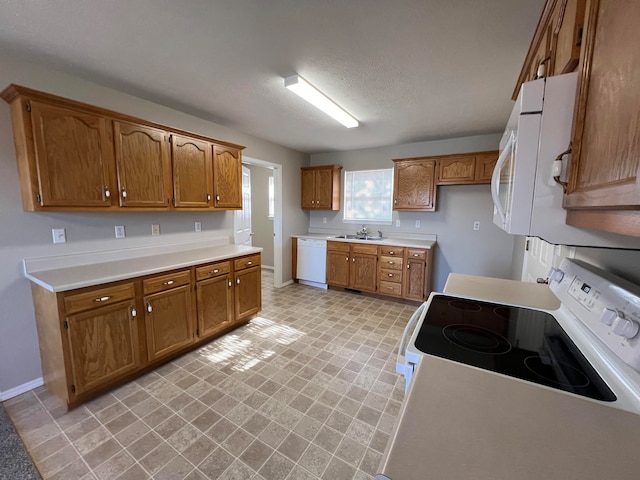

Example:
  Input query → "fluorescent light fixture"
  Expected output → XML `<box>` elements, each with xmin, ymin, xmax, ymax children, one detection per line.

<box><xmin>284</xmin><ymin>74</ymin><xmax>359</xmax><ymax>128</ymax></box>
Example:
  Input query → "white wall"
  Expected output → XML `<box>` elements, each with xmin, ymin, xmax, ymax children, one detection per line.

<box><xmin>310</xmin><ymin>135</ymin><xmax>516</xmax><ymax>291</ymax></box>
<box><xmin>248</xmin><ymin>165</ymin><xmax>275</xmax><ymax>267</ymax></box>
<box><xmin>0</xmin><ymin>52</ymin><xmax>309</xmax><ymax>395</ymax></box>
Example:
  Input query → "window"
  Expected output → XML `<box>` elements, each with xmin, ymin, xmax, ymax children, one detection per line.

<box><xmin>268</xmin><ymin>176</ymin><xmax>274</xmax><ymax>219</ymax></box>
<box><xmin>343</xmin><ymin>168</ymin><xmax>393</xmax><ymax>223</ymax></box>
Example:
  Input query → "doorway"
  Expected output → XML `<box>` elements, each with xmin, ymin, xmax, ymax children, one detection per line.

<box><xmin>235</xmin><ymin>156</ymin><xmax>284</xmax><ymax>288</ymax></box>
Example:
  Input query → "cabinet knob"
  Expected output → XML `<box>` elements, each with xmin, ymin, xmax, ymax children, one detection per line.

<box><xmin>388</xmin><ymin>261</ymin><xmax>394</xmax><ymax>265</ymax></box>
<box><xmin>147</xmin><ymin>304</ymin><xmax>153</xmax><ymax>313</ymax></box>
<box><xmin>94</xmin><ymin>295</ymin><xmax>111</xmax><ymax>303</ymax></box>
<box><xmin>216</xmin><ymin>194</ymin><xmax>220</xmax><ymax>201</ymax></box>
<box><xmin>162</xmin><ymin>280</ymin><xmax>175</xmax><ymax>286</ymax></box>
<box><xmin>389</xmin><ymin>251</ymin><xmax>394</xmax><ymax>255</ymax></box>
<box><xmin>413</xmin><ymin>253</ymin><xmax>419</xmax><ymax>257</ymax></box>
<box><xmin>247</xmin><ymin>261</ymin><xmax>252</xmax><ymax>265</ymax></box>
<box><xmin>236</xmin><ymin>278</ymin><xmax>240</xmax><ymax>284</ymax></box>
<box><xmin>388</xmin><ymin>273</ymin><xmax>394</xmax><ymax>277</ymax></box>
<box><xmin>121</xmin><ymin>188</ymin><xmax>127</xmax><ymax>198</ymax></box>
<box><xmin>228</xmin><ymin>280</ymin><xmax>232</xmax><ymax>287</ymax></box>
<box><xmin>131</xmin><ymin>307</ymin><xmax>137</xmax><ymax>317</ymax></box>
<box><xmin>346</xmin><ymin>257</ymin><xmax>349</xmax><ymax>262</ymax></box>
<box><xmin>207</xmin><ymin>194</ymin><xmax>211</xmax><ymax>201</ymax></box>
<box><xmin>213</xmin><ymin>269</ymin><xmax>219</xmax><ymax>274</ymax></box>
<box><xmin>352</xmin><ymin>258</ymin><xmax>355</xmax><ymax>262</ymax></box>
<box><xmin>104</xmin><ymin>187</ymin><xmax>111</xmax><ymax>198</ymax></box>
<box><xmin>407</xmin><ymin>264</ymin><xmax>410</xmax><ymax>269</ymax></box>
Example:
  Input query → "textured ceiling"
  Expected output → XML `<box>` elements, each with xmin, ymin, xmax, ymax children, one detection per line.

<box><xmin>0</xmin><ymin>0</ymin><xmax>545</xmax><ymax>154</ymax></box>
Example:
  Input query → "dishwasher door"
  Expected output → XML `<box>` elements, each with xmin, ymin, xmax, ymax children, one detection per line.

<box><xmin>296</xmin><ymin>238</ymin><xmax>327</xmax><ymax>288</ymax></box>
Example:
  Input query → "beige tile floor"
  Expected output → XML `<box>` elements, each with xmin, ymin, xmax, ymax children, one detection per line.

<box><xmin>4</xmin><ymin>271</ymin><xmax>414</xmax><ymax>479</ymax></box>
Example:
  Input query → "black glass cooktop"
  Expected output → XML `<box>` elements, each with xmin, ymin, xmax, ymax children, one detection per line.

<box><xmin>415</xmin><ymin>295</ymin><xmax>616</xmax><ymax>401</ymax></box>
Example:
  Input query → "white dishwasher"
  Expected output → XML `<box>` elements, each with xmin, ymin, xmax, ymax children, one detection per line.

<box><xmin>296</xmin><ymin>238</ymin><xmax>328</xmax><ymax>289</ymax></box>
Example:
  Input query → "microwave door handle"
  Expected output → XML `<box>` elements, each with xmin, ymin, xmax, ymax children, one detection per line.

<box><xmin>396</xmin><ymin>302</ymin><xmax>427</xmax><ymax>376</ymax></box>
<box><xmin>491</xmin><ymin>133</ymin><xmax>514</xmax><ymax>226</ymax></box>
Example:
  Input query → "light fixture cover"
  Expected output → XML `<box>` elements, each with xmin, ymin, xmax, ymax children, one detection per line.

<box><xmin>284</xmin><ymin>74</ymin><xmax>359</xmax><ymax>128</ymax></box>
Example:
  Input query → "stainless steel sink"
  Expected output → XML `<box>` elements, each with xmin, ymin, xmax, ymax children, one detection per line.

<box><xmin>333</xmin><ymin>234</ymin><xmax>386</xmax><ymax>241</ymax></box>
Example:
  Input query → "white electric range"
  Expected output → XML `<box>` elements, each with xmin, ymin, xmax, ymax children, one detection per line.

<box><xmin>377</xmin><ymin>258</ymin><xmax>640</xmax><ymax>480</ymax></box>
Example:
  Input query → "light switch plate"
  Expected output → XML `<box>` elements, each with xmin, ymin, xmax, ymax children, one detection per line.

<box><xmin>195</xmin><ymin>221</ymin><xmax>202</xmax><ymax>232</ymax></box>
<box><xmin>115</xmin><ymin>225</ymin><xmax>125</xmax><ymax>239</ymax></box>
<box><xmin>52</xmin><ymin>228</ymin><xmax>66</xmax><ymax>244</ymax></box>
<box><xmin>151</xmin><ymin>224</ymin><xmax>160</xmax><ymax>236</ymax></box>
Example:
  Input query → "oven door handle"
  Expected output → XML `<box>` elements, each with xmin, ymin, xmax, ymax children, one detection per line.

<box><xmin>396</xmin><ymin>302</ymin><xmax>427</xmax><ymax>376</ymax></box>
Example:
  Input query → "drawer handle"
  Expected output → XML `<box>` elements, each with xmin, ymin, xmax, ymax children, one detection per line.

<box><xmin>247</xmin><ymin>261</ymin><xmax>252</xmax><ymax>265</ymax></box>
<box><xmin>389</xmin><ymin>251</ymin><xmax>394</xmax><ymax>255</ymax></box>
<box><xmin>212</xmin><ymin>269</ymin><xmax>219</xmax><ymax>274</ymax></box>
<box><xmin>131</xmin><ymin>307</ymin><xmax>137</xmax><ymax>317</ymax></box>
<box><xmin>94</xmin><ymin>296</ymin><xmax>111</xmax><ymax>302</ymax></box>
<box><xmin>388</xmin><ymin>273</ymin><xmax>394</xmax><ymax>277</ymax></box>
<box><xmin>413</xmin><ymin>253</ymin><xmax>420</xmax><ymax>257</ymax></box>
<box><xmin>388</xmin><ymin>261</ymin><xmax>394</xmax><ymax>265</ymax></box>
<box><xmin>147</xmin><ymin>304</ymin><xmax>153</xmax><ymax>313</ymax></box>
<box><xmin>162</xmin><ymin>280</ymin><xmax>175</xmax><ymax>286</ymax></box>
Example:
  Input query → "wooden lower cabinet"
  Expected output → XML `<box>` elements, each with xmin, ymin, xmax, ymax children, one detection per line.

<box><xmin>327</xmin><ymin>242</ymin><xmax>377</xmax><ymax>292</ymax></box>
<box><xmin>327</xmin><ymin>242</ymin><xmax>350</xmax><ymax>287</ymax></box>
<box><xmin>66</xmin><ymin>299</ymin><xmax>140</xmax><ymax>396</ymax></box>
<box><xmin>196</xmin><ymin>263</ymin><xmax>234</xmax><ymax>339</ymax></box>
<box><xmin>144</xmin><ymin>284</ymin><xmax>193</xmax><ymax>361</ymax></box>
<box><xmin>29</xmin><ymin>252</ymin><xmax>261</xmax><ymax>410</ymax></box>
<box><xmin>403</xmin><ymin>248</ymin><xmax>432</xmax><ymax>302</ymax></box>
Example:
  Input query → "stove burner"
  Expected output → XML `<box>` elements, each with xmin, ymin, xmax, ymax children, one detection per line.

<box><xmin>493</xmin><ymin>307</ymin><xmax>512</xmax><ymax>320</ymax></box>
<box><xmin>447</xmin><ymin>300</ymin><xmax>482</xmax><ymax>312</ymax></box>
<box><xmin>442</xmin><ymin>324</ymin><xmax>512</xmax><ymax>355</ymax></box>
<box><xmin>524</xmin><ymin>356</ymin><xmax>591</xmax><ymax>388</ymax></box>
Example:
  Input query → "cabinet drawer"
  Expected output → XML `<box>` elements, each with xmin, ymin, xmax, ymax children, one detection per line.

<box><xmin>64</xmin><ymin>283</ymin><xmax>135</xmax><ymax>315</ymax></box>
<box><xmin>380</xmin><ymin>246</ymin><xmax>404</xmax><ymax>257</ymax></box>
<box><xmin>327</xmin><ymin>241</ymin><xmax>350</xmax><ymax>252</ymax></box>
<box><xmin>234</xmin><ymin>254</ymin><xmax>261</xmax><ymax>271</ymax></box>
<box><xmin>380</xmin><ymin>256</ymin><xmax>403</xmax><ymax>270</ymax></box>
<box><xmin>196</xmin><ymin>261</ymin><xmax>231</xmax><ymax>281</ymax></box>
<box><xmin>143</xmin><ymin>270</ymin><xmax>191</xmax><ymax>295</ymax></box>
<box><xmin>379</xmin><ymin>268</ymin><xmax>402</xmax><ymax>283</ymax></box>
<box><xmin>351</xmin><ymin>244</ymin><xmax>378</xmax><ymax>255</ymax></box>
<box><xmin>406</xmin><ymin>249</ymin><xmax>427</xmax><ymax>260</ymax></box>
<box><xmin>379</xmin><ymin>281</ymin><xmax>402</xmax><ymax>297</ymax></box>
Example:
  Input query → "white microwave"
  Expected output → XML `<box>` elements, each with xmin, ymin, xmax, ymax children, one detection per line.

<box><xmin>491</xmin><ymin>73</ymin><xmax>640</xmax><ymax>249</ymax></box>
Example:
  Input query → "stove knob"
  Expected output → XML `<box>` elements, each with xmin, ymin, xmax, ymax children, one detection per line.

<box><xmin>600</xmin><ymin>308</ymin><xmax>621</xmax><ymax>326</ymax></box>
<box><xmin>549</xmin><ymin>268</ymin><xmax>564</xmax><ymax>283</ymax></box>
<box><xmin>612</xmin><ymin>315</ymin><xmax>640</xmax><ymax>339</ymax></box>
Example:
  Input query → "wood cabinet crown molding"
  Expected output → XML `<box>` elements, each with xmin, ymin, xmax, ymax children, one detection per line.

<box><xmin>1</xmin><ymin>84</ymin><xmax>245</xmax><ymax>212</ymax></box>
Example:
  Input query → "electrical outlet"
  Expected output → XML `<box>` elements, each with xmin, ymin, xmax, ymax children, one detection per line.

<box><xmin>52</xmin><ymin>228</ymin><xmax>66</xmax><ymax>244</ymax></box>
<box><xmin>195</xmin><ymin>221</ymin><xmax>202</xmax><ymax>232</ymax></box>
<box><xmin>395</xmin><ymin>220</ymin><xmax>401</xmax><ymax>227</ymax></box>
<box><xmin>151</xmin><ymin>224</ymin><xmax>160</xmax><ymax>236</ymax></box>
<box><xmin>115</xmin><ymin>225</ymin><xmax>125</xmax><ymax>239</ymax></box>
<box><xmin>415</xmin><ymin>220</ymin><xmax>421</xmax><ymax>229</ymax></box>
<box><xmin>473</xmin><ymin>221</ymin><xmax>480</xmax><ymax>231</ymax></box>
<box><xmin>322</xmin><ymin>217</ymin><xmax>327</xmax><ymax>224</ymax></box>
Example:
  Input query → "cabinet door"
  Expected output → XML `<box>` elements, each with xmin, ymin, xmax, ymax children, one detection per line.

<box><xmin>172</xmin><ymin>134</ymin><xmax>212</xmax><ymax>208</ymax></box>
<box><xmin>565</xmin><ymin>0</ymin><xmax>640</xmax><ymax>212</ymax></box>
<box><xmin>301</xmin><ymin>169</ymin><xmax>316</xmax><ymax>209</ymax></box>
<box><xmin>315</xmin><ymin>167</ymin><xmax>335</xmax><ymax>209</ymax></box>
<box><xmin>29</xmin><ymin>101</ymin><xmax>113</xmax><ymax>207</ymax></box>
<box><xmin>475</xmin><ymin>154</ymin><xmax>498</xmax><ymax>183</ymax></box>
<box><xmin>552</xmin><ymin>0</ymin><xmax>586</xmax><ymax>75</ymax></box>
<box><xmin>234</xmin><ymin>265</ymin><xmax>261</xmax><ymax>320</ymax></box>
<box><xmin>197</xmin><ymin>274</ymin><xmax>234</xmax><ymax>338</ymax></box>
<box><xmin>327</xmin><ymin>249</ymin><xmax>350</xmax><ymax>287</ymax></box>
<box><xmin>393</xmin><ymin>159</ymin><xmax>436</xmax><ymax>211</ymax></box>
<box><xmin>144</xmin><ymin>285</ymin><xmax>193</xmax><ymax>361</ymax></box>
<box><xmin>66</xmin><ymin>300</ymin><xmax>139</xmax><ymax>396</ymax></box>
<box><xmin>114</xmin><ymin>122</ymin><xmax>171</xmax><ymax>208</ymax></box>
<box><xmin>403</xmin><ymin>258</ymin><xmax>427</xmax><ymax>301</ymax></box>
<box><xmin>436</xmin><ymin>156</ymin><xmax>475</xmax><ymax>185</ymax></box>
<box><xmin>213</xmin><ymin>145</ymin><xmax>242</xmax><ymax>209</ymax></box>
<box><xmin>350</xmin><ymin>253</ymin><xmax>377</xmax><ymax>292</ymax></box>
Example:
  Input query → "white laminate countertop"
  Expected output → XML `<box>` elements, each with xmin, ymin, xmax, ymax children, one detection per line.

<box><xmin>378</xmin><ymin>273</ymin><xmax>640</xmax><ymax>480</ymax></box>
<box><xmin>292</xmin><ymin>233</ymin><xmax>436</xmax><ymax>249</ymax></box>
<box><xmin>24</xmin><ymin>242</ymin><xmax>262</xmax><ymax>292</ymax></box>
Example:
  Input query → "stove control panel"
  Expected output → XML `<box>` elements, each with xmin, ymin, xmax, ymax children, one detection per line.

<box><xmin>550</xmin><ymin>259</ymin><xmax>640</xmax><ymax>372</ymax></box>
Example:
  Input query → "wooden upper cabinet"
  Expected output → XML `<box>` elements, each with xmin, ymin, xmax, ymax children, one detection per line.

<box><xmin>512</xmin><ymin>0</ymin><xmax>586</xmax><ymax>99</ymax></box>
<box><xmin>475</xmin><ymin>153</ymin><xmax>499</xmax><ymax>183</ymax></box>
<box><xmin>563</xmin><ymin>0</ymin><xmax>640</xmax><ymax>237</ymax></box>
<box><xmin>171</xmin><ymin>134</ymin><xmax>212</xmax><ymax>208</ymax></box>
<box><xmin>437</xmin><ymin>156</ymin><xmax>476</xmax><ymax>185</ymax></box>
<box><xmin>1</xmin><ymin>85</ymin><xmax>245</xmax><ymax>212</ymax></box>
<box><xmin>27</xmin><ymin>101</ymin><xmax>114</xmax><ymax>208</ymax></box>
<box><xmin>301</xmin><ymin>165</ymin><xmax>342</xmax><ymax>210</ymax></box>
<box><xmin>114</xmin><ymin>121</ymin><xmax>171</xmax><ymax>208</ymax></box>
<box><xmin>213</xmin><ymin>145</ymin><xmax>242</xmax><ymax>209</ymax></box>
<box><xmin>393</xmin><ymin>158</ymin><xmax>436</xmax><ymax>211</ymax></box>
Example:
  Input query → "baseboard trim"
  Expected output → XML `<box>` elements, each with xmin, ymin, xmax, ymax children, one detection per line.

<box><xmin>278</xmin><ymin>279</ymin><xmax>294</xmax><ymax>287</ymax></box>
<box><xmin>0</xmin><ymin>377</ymin><xmax>44</xmax><ymax>401</ymax></box>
